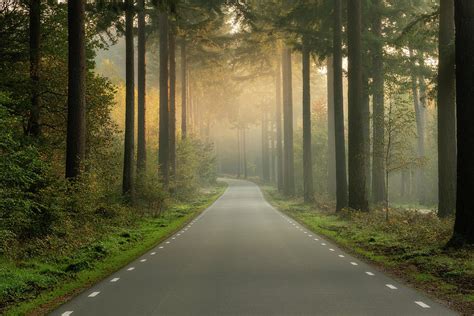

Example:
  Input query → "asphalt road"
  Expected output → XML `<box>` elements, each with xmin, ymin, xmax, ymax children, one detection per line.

<box><xmin>52</xmin><ymin>179</ymin><xmax>456</xmax><ymax>316</ymax></box>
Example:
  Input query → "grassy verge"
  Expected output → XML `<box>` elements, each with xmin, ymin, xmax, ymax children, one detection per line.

<box><xmin>262</xmin><ymin>186</ymin><xmax>474</xmax><ymax>315</ymax></box>
<box><xmin>1</xmin><ymin>184</ymin><xmax>227</xmax><ymax>316</ymax></box>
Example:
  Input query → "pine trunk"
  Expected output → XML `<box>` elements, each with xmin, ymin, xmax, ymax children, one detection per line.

<box><xmin>282</xmin><ymin>47</ymin><xmax>295</xmax><ymax>195</ymax></box>
<box><xmin>169</xmin><ymin>30</ymin><xmax>177</xmax><ymax>179</ymax></box>
<box><xmin>137</xmin><ymin>0</ymin><xmax>146</xmax><ymax>173</ymax></box>
<box><xmin>262</xmin><ymin>112</ymin><xmax>270</xmax><ymax>182</ymax></box>
<box><xmin>302</xmin><ymin>42</ymin><xmax>314</xmax><ymax>202</ymax></box>
<box><xmin>65</xmin><ymin>0</ymin><xmax>86</xmax><ymax>179</ymax></box>
<box><xmin>327</xmin><ymin>56</ymin><xmax>336</xmax><ymax>197</ymax></box>
<box><xmin>181</xmin><ymin>40</ymin><xmax>187</xmax><ymax>140</ymax></box>
<box><xmin>275</xmin><ymin>59</ymin><xmax>284</xmax><ymax>192</ymax></box>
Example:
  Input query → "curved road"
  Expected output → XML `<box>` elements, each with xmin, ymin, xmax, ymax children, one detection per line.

<box><xmin>52</xmin><ymin>179</ymin><xmax>455</xmax><ymax>316</ymax></box>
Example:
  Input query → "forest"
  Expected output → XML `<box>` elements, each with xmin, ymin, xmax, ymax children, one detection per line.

<box><xmin>0</xmin><ymin>0</ymin><xmax>473</xmax><ymax>315</ymax></box>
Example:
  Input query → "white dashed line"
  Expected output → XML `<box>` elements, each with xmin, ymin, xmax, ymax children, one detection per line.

<box><xmin>159</xmin><ymin>246</ymin><xmax>164</xmax><ymax>249</ymax></box>
<box><xmin>151</xmin><ymin>252</ymin><xmax>156</xmax><ymax>255</ymax></box>
<box><xmin>329</xmin><ymin>248</ymin><xmax>335</xmax><ymax>252</ymax></box>
<box><xmin>127</xmin><ymin>267</ymin><xmax>135</xmax><ymax>271</ymax></box>
<box><xmin>415</xmin><ymin>301</ymin><xmax>430</xmax><ymax>308</ymax></box>
<box><xmin>385</xmin><ymin>284</ymin><xmax>397</xmax><ymax>290</ymax></box>
<box><xmin>314</xmin><ymin>238</ymin><xmax>319</xmax><ymax>241</ymax></box>
<box><xmin>172</xmin><ymin>237</ymin><xmax>176</xmax><ymax>240</ymax></box>
<box><xmin>88</xmin><ymin>291</ymin><xmax>100</xmax><ymax>297</ymax></box>
<box><xmin>338</xmin><ymin>255</ymin><xmax>345</xmax><ymax>258</ymax></box>
<box><xmin>166</xmin><ymin>241</ymin><xmax>171</xmax><ymax>244</ymax></box>
<box><xmin>140</xmin><ymin>259</ymin><xmax>147</xmax><ymax>262</ymax></box>
<box><xmin>321</xmin><ymin>243</ymin><xmax>326</xmax><ymax>246</ymax></box>
<box><xmin>177</xmin><ymin>234</ymin><xmax>181</xmax><ymax>236</ymax></box>
<box><xmin>365</xmin><ymin>272</ymin><xmax>374</xmax><ymax>276</ymax></box>
<box><xmin>110</xmin><ymin>278</ymin><xmax>120</xmax><ymax>282</ymax></box>
<box><xmin>350</xmin><ymin>262</ymin><xmax>358</xmax><ymax>266</ymax></box>
<box><xmin>62</xmin><ymin>312</ymin><xmax>73</xmax><ymax>316</ymax></box>
<box><xmin>308</xmin><ymin>235</ymin><xmax>313</xmax><ymax>237</ymax></box>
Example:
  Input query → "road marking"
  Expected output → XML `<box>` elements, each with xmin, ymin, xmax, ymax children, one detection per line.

<box><xmin>314</xmin><ymin>238</ymin><xmax>319</xmax><ymax>241</ymax></box>
<box><xmin>140</xmin><ymin>259</ymin><xmax>147</xmax><ymax>262</ymax></box>
<box><xmin>177</xmin><ymin>234</ymin><xmax>181</xmax><ymax>236</ymax></box>
<box><xmin>338</xmin><ymin>255</ymin><xmax>345</xmax><ymax>258</ymax></box>
<box><xmin>350</xmin><ymin>262</ymin><xmax>358</xmax><ymax>266</ymax></box>
<box><xmin>365</xmin><ymin>272</ymin><xmax>374</xmax><ymax>276</ymax></box>
<box><xmin>127</xmin><ymin>267</ymin><xmax>135</xmax><ymax>271</ymax></box>
<box><xmin>159</xmin><ymin>246</ymin><xmax>164</xmax><ymax>249</ymax></box>
<box><xmin>172</xmin><ymin>237</ymin><xmax>176</xmax><ymax>240</ymax></box>
<box><xmin>110</xmin><ymin>278</ymin><xmax>120</xmax><ymax>282</ymax></box>
<box><xmin>321</xmin><ymin>243</ymin><xmax>326</xmax><ymax>246</ymax></box>
<box><xmin>151</xmin><ymin>252</ymin><xmax>156</xmax><ymax>255</ymax></box>
<box><xmin>166</xmin><ymin>241</ymin><xmax>171</xmax><ymax>244</ymax></box>
<box><xmin>415</xmin><ymin>301</ymin><xmax>430</xmax><ymax>308</ymax></box>
<box><xmin>88</xmin><ymin>291</ymin><xmax>100</xmax><ymax>297</ymax></box>
<box><xmin>386</xmin><ymin>284</ymin><xmax>397</xmax><ymax>290</ymax></box>
<box><xmin>329</xmin><ymin>248</ymin><xmax>335</xmax><ymax>251</ymax></box>
<box><xmin>62</xmin><ymin>312</ymin><xmax>73</xmax><ymax>316</ymax></box>
<box><xmin>303</xmin><ymin>231</ymin><xmax>307</xmax><ymax>234</ymax></box>
<box><xmin>308</xmin><ymin>235</ymin><xmax>313</xmax><ymax>237</ymax></box>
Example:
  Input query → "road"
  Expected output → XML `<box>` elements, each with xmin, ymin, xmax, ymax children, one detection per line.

<box><xmin>52</xmin><ymin>179</ymin><xmax>455</xmax><ymax>316</ymax></box>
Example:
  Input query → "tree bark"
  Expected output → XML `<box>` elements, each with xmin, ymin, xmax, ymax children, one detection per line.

<box><xmin>180</xmin><ymin>40</ymin><xmax>187</xmax><ymax>140</ymax></box>
<box><xmin>237</xmin><ymin>128</ymin><xmax>241</xmax><ymax>178</ymax></box>
<box><xmin>169</xmin><ymin>30</ymin><xmax>177</xmax><ymax>179</ymax></box>
<box><xmin>275</xmin><ymin>59</ymin><xmax>284</xmax><ymax>192</ymax></box>
<box><xmin>137</xmin><ymin>0</ymin><xmax>146</xmax><ymax>174</ymax></box>
<box><xmin>333</xmin><ymin>0</ymin><xmax>348</xmax><ymax>211</ymax></box>
<box><xmin>371</xmin><ymin>0</ymin><xmax>386</xmax><ymax>204</ymax></box>
<box><xmin>451</xmin><ymin>0</ymin><xmax>474</xmax><ymax>245</ymax></box>
<box><xmin>243</xmin><ymin>128</ymin><xmax>248</xmax><ymax>179</ymax></box>
<box><xmin>282</xmin><ymin>47</ymin><xmax>295</xmax><ymax>196</ymax></box>
<box><xmin>122</xmin><ymin>0</ymin><xmax>135</xmax><ymax>197</ymax></box>
<box><xmin>347</xmin><ymin>0</ymin><xmax>368</xmax><ymax>211</ymax></box>
<box><xmin>28</xmin><ymin>0</ymin><xmax>41</xmax><ymax>137</ymax></box>
<box><xmin>262</xmin><ymin>112</ymin><xmax>270</xmax><ymax>182</ymax></box>
<box><xmin>438</xmin><ymin>0</ymin><xmax>456</xmax><ymax>218</ymax></box>
<box><xmin>327</xmin><ymin>56</ymin><xmax>336</xmax><ymax>197</ymax></box>
<box><xmin>302</xmin><ymin>41</ymin><xmax>314</xmax><ymax>202</ymax></box>
<box><xmin>65</xmin><ymin>0</ymin><xmax>86</xmax><ymax>179</ymax></box>
<box><xmin>159</xmin><ymin>10</ymin><xmax>170</xmax><ymax>186</ymax></box>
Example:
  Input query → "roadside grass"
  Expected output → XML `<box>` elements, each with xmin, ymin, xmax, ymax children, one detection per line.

<box><xmin>262</xmin><ymin>186</ymin><xmax>474</xmax><ymax>315</ymax></box>
<box><xmin>1</xmin><ymin>184</ymin><xmax>227</xmax><ymax>316</ymax></box>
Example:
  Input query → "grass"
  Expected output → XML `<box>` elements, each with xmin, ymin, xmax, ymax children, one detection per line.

<box><xmin>262</xmin><ymin>186</ymin><xmax>474</xmax><ymax>315</ymax></box>
<box><xmin>1</xmin><ymin>184</ymin><xmax>227</xmax><ymax>316</ymax></box>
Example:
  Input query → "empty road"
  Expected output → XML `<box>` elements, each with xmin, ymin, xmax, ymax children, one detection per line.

<box><xmin>52</xmin><ymin>179</ymin><xmax>455</xmax><ymax>316</ymax></box>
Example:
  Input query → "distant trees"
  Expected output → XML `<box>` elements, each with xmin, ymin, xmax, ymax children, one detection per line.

<box><xmin>27</xmin><ymin>0</ymin><xmax>41</xmax><ymax>137</ymax></box>
<box><xmin>452</xmin><ymin>0</ymin><xmax>474</xmax><ymax>245</ymax></box>
<box><xmin>65</xmin><ymin>0</ymin><xmax>86</xmax><ymax>179</ymax></box>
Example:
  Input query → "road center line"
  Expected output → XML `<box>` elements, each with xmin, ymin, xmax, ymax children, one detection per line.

<box><xmin>414</xmin><ymin>301</ymin><xmax>430</xmax><ymax>308</ymax></box>
<box><xmin>140</xmin><ymin>259</ymin><xmax>147</xmax><ymax>262</ymax></box>
<box><xmin>159</xmin><ymin>246</ymin><xmax>164</xmax><ymax>249</ymax></box>
<box><xmin>321</xmin><ymin>243</ymin><xmax>326</xmax><ymax>246</ymax></box>
<box><xmin>385</xmin><ymin>284</ymin><xmax>397</xmax><ymax>290</ymax></box>
<box><xmin>338</xmin><ymin>254</ymin><xmax>345</xmax><ymax>258</ymax></box>
<box><xmin>329</xmin><ymin>248</ymin><xmax>335</xmax><ymax>251</ymax></box>
<box><xmin>365</xmin><ymin>272</ymin><xmax>374</xmax><ymax>276</ymax></box>
<box><xmin>350</xmin><ymin>262</ymin><xmax>358</xmax><ymax>266</ymax></box>
<box><xmin>151</xmin><ymin>252</ymin><xmax>156</xmax><ymax>255</ymax></box>
<box><xmin>110</xmin><ymin>278</ymin><xmax>120</xmax><ymax>282</ymax></box>
<box><xmin>127</xmin><ymin>267</ymin><xmax>135</xmax><ymax>271</ymax></box>
<box><xmin>88</xmin><ymin>291</ymin><xmax>100</xmax><ymax>297</ymax></box>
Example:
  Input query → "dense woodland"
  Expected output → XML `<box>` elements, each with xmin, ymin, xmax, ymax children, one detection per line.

<box><xmin>1</xmin><ymin>0</ymin><xmax>474</xmax><ymax>313</ymax></box>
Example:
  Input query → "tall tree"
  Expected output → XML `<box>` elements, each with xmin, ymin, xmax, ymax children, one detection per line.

<box><xmin>169</xmin><ymin>30</ymin><xmax>177</xmax><ymax>178</ymax></box>
<box><xmin>371</xmin><ymin>0</ymin><xmax>386</xmax><ymax>204</ymax></box>
<box><xmin>262</xmin><ymin>111</ymin><xmax>270</xmax><ymax>182</ymax></box>
<box><xmin>302</xmin><ymin>39</ymin><xmax>314</xmax><ymax>202</ymax></box>
<box><xmin>451</xmin><ymin>0</ymin><xmax>474</xmax><ymax>245</ymax></box>
<box><xmin>327</xmin><ymin>56</ymin><xmax>336</xmax><ymax>197</ymax></box>
<box><xmin>122</xmin><ymin>0</ymin><xmax>135</xmax><ymax>196</ymax></box>
<box><xmin>137</xmin><ymin>0</ymin><xmax>147</xmax><ymax>173</ymax></box>
<box><xmin>159</xmin><ymin>10</ymin><xmax>170</xmax><ymax>186</ymax></box>
<box><xmin>437</xmin><ymin>0</ymin><xmax>456</xmax><ymax>218</ymax></box>
<box><xmin>242</xmin><ymin>128</ymin><xmax>248</xmax><ymax>179</ymax></box>
<box><xmin>275</xmin><ymin>59</ymin><xmax>284</xmax><ymax>192</ymax></box>
<box><xmin>27</xmin><ymin>0</ymin><xmax>41</xmax><ymax>137</ymax></box>
<box><xmin>282</xmin><ymin>47</ymin><xmax>295</xmax><ymax>195</ymax></box>
<box><xmin>347</xmin><ymin>0</ymin><xmax>368</xmax><ymax>211</ymax></box>
<box><xmin>65</xmin><ymin>0</ymin><xmax>86</xmax><ymax>179</ymax></box>
<box><xmin>333</xmin><ymin>0</ymin><xmax>348</xmax><ymax>211</ymax></box>
<box><xmin>181</xmin><ymin>40</ymin><xmax>187</xmax><ymax>140</ymax></box>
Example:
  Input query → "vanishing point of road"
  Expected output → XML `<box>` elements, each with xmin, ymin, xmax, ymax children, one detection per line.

<box><xmin>52</xmin><ymin>179</ymin><xmax>455</xmax><ymax>316</ymax></box>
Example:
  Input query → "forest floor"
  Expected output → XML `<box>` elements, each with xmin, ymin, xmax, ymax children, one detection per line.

<box><xmin>0</xmin><ymin>183</ymin><xmax>227</xmax><ymax>316</ymax></box>
<box><xmin>262</xmin><ymin>186</ymin><xmax>474</xmax><ymax>315</ymax></box>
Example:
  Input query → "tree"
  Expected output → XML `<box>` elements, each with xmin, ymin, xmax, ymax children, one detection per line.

<box><xmin>169</xmin><ymin>29</ymin><xmax>177</xmax><ymax>179</ymax></box>
<box><xmin>181</xmin><ymin>40</ymin><xmax>187</xmax><ymax>140</ymax></box>
<box><xmin>371</xmin><ymin>0</ymin><xmax>386</xmax><ymax>204</ymax></box>
<box><xmin>275</xmin><ymin>58</ymin><xmax>284</xmax><ymax>192</ymax></box>
<box><xmin>327</xmin><ymin>56</ymin><xmax>336</xmax><ymax>197</ymax></box>
<box><xmin>437</xmin><ymin>0</ymin><xmax>456</xmax><ymax>218</ymax></box>
<box><xmin>159</xmin><ymin>9</ymin><xmax>170</xmax><ymax>186</ymax></box>
<box><xmin>65</xmin><ymin>0</ymin><xmax>86</xmax><ymax>179</ymax></box>
<box><xmin>302</xmin><ymin>38</ymin><xmax>314</xmax><ymax>202</ymax></box>
<box><xmin>27</xmin><ymin>0</ymin><xmax>41</xmax><ymax>137</ymax></box>
<box><xmin>451</xmin><ymin>0</ymin><xmax>474</xmax><ymax>245</ymax></box>
<box><xmin>137</xmin><ymin>0</ymin><xmax>147</xmax><ymax>174</ymax></box>
<box><xmin>347</xmin><ymin>0</ymin><xmax>368</xmax><ymax>211</ymax></box>
<box><xmin>282</xmin><ymin>47</ymin><xmax>295</xmax><ymax>196</ymax></box>
<box><xmin>261</xmin><ymin>111</ymin><xmax>270</xmax><ymax>182</ymax></box>
<box><xmin>333</xmin><ymin>0</ymin><xmax>348</xmax><ymax>211</ymax></box>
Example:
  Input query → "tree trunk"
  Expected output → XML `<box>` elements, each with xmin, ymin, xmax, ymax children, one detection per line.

<box><xmin>237</xmin><ymin>128</ymin><xmax>241</xmax><ymax>178</ymax></box>
<box><xmin>122</xmin><ymin>0</ymin><xmax>135</xmax><ymax>197</ymax></box>
<box><xmin>65</xmin><ymin>0</ymin><xmax>86</xmax><ymax>179</ymax></box>
<box><xmin>275</xmin><ymin>59</ymin><xmax>284</xmax><ymax>192</ymax></box>
<box><xmin>282</xmin><ymin>47</ymin><xmax>295</xmax><ymax>195</ymax></box>
<box><xmin>438</xmin><ymin>0</ymin><xmax>456</xmax><ymax>218</ymax></box>
<box><xmin>262</xmin><ymin>112</ymin><xmax>270</xmax><ymax>182</ymax></box>
<box><xmin>243</xmin><ymin>128</ymin><xmax>247</xmax><ymax>179</ymax></box>
<box><xmin>327</xmin><ymin>56</ymin><xmax>336</xmax><ymax>197</ymax></box>
<box><xmin>333</xmin><ymin>0</ymin><xmax>348</xmax><ymax>211</ymax></box>
<box><xmin>137</xmin><ymin>0</ymin><xmax>146</xmax><ymax>174</ymax></box>
<box><xmin>181</xmin><ymin>40</ymin><xmax>187</xmax><ymax>140</ymax></box>
<box><xmin>347</xmin><ymin>0</ymin><xmax>368</xmax><ymax>211</ymax></box>
<box><xmin>451</xmin><ymin>0</ymin><xmax>474</xmax><ymax>245</ymax></box>
<box><xmin>28</xmin><ymin>0</ymin><xmax>41</xmax><ymax>137</ymax></box>
<box><xmin>302</xmin><ymin>41</ymin><xmax>314</xmax><ymax>202</ymax></box>
<box><xmin>371</xmin><ymin>0</ymin><xmax>385</xmax><ymax>204</ymax></box>
<box><xmin>158</xmin><ymin>11</ymin><xmax>170</xmax><ymax>186</ymax></box>
<box><xmin>269</xmin><ymin>119</ymin><xmax>275</xmax><ymax>183</ymax></box>
<box><xmin>169</xmin><ymin>30</ymin><xmax>177</xmax><ymax>179</ymax></box>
